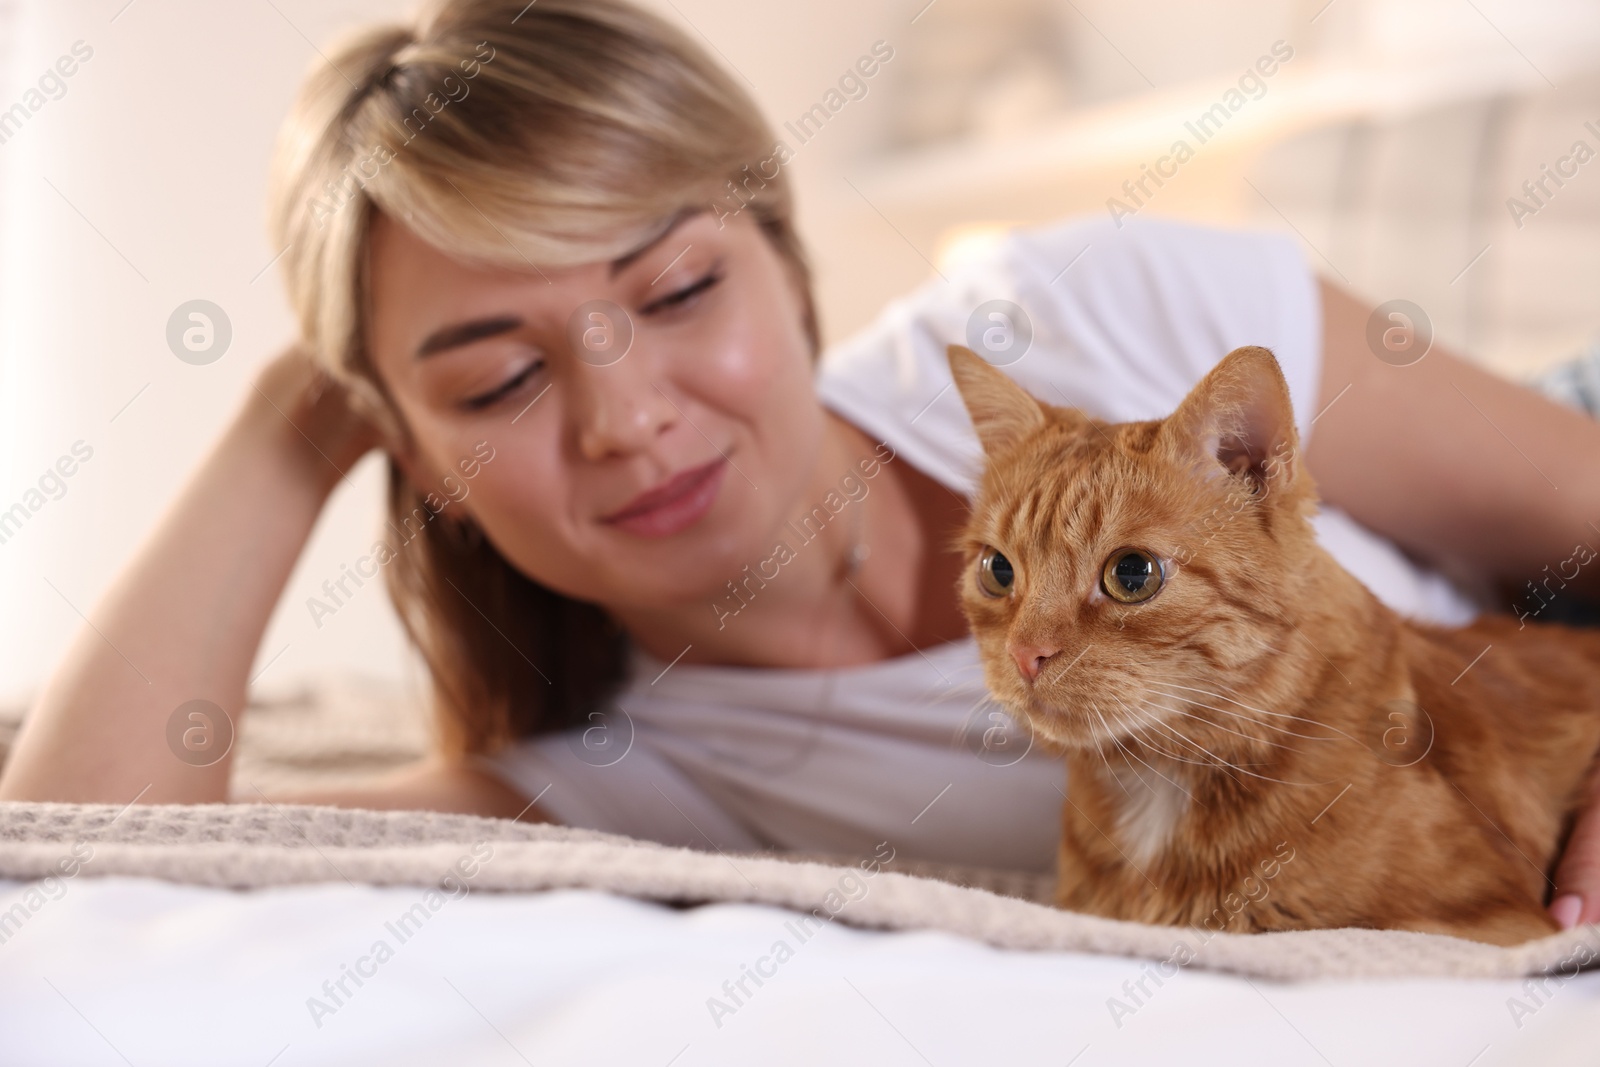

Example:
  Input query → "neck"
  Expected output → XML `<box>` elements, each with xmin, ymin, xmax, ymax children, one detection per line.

<box><xmin>614</xmin><ymin>411</ymin><xmax>948</xmax><ymax>669</ymax></box>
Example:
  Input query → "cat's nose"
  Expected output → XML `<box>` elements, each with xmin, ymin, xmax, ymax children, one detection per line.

<box><xmin>1009</xmin><ymin>640</ymin><xmax>1059</xmax><ymax>683</ymax></box>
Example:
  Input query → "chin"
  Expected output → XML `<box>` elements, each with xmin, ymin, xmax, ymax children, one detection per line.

<box><xmin>628</xmin><ymin>532</ymin><xmax>788</xmax><ymax>611</ymax></box>
<box><xmin>1000</xmin><ymin>676</ymin><xmax>1150</xmax><ymax>752</ymax></box>
<box><xmin>985</xmin><ymin>686</ymin><xmax>1095</xmax><ymax>752</ymax></box>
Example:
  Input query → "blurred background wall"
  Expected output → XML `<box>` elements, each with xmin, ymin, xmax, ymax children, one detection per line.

<box><xmin>1</xmin><ymin>0</ymin><xmax>1597</xmax><ymax>710</ymax></box>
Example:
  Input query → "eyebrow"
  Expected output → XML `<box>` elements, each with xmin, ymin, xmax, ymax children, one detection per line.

<box><xmin>414</xmin><ymin>207</ymin><xmax>706</xmax><ymax>360</ymax></box>
<box><xmin>415</xmin><ymin>314</ymin><xmax>524</xmax><ymax>359</ymax></box>
<box><xmin>607</xmin><ymin>206</ymin><xmax>703</xmax><ymax>279</ymax></box>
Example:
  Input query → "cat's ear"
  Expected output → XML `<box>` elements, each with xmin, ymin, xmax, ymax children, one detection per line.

<box><xmin>1162</xmin><ymin>346</ymin><xmax>1299</xmax><ymax>494</ymax></box>
<box><xmin>947</xmin><ymin>344</ymin><xmax>1047</xmax><ymax>455</ymax></box>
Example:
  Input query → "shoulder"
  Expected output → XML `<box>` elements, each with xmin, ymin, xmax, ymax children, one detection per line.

<box><xmin>815</xmin><ymin>214</ymin><xmax>1323</xmax><ymax>491</ymax></box>
<box><xmin>1004</xmin><ymin>211</ymin><xmax>1308</xmax><ymax>279</ymax></box>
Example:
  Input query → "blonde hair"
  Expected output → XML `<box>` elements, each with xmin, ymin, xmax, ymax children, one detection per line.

<box><xmin>266</xmin><ymin>0</ymin><xmax>817</xmax><ymax>755</ymax></box>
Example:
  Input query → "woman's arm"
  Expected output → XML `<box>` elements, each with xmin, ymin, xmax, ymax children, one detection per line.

<box><xmin>267</xmin><ymin>754</ymin><xmax>551</xmax><ymax>821</ymax></box>
<box><xmin>1306</xmin><ymin>278</ymin><xmax>1600</xmax><ymax>603</ymax></box>
<box><xmin>0</xmin><ymin>345</ymin><xmax>554</xmax><ymax>822</ymax></box>
<box><xmin>0</xmin><ymin>347</ymin><xmax>373</xmax><ymax>804</ymax></box>
<box><xmin>1305</xmin><ymin>279</ymin><xmax>1600</xmax><ymax>926</ymax></box>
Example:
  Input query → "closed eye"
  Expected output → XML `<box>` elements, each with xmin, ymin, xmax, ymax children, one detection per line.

<box><xmin>641</xmin><ymin>266</ymin><xmax>722</xmax><ymax>315</ymax></box>
<box><xmin>462</xmin><ymin>362</ymin><xmax>542</xmax><ymax>411</ymax></box>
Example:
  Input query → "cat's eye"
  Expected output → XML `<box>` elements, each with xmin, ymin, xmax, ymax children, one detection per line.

<box><xmin>976</xmin><ymin>547</ymin><xmax>1014</xmax><ymax>598</ymax></box>
<box><xmin>1102</xmin><ymin>547</ymin><xmax>1163</xmax><ymax>604</ymax></box>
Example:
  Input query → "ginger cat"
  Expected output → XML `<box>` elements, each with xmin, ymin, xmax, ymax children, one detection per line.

<box><xmin>947</xmin><ymin>342</ymin><xmax>1600</xmax><ymax>946</ymax></box>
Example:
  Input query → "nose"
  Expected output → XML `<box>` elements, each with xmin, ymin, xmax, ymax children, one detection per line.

<box><xmin>1009</xmin><ymin>639</ymin><xmax>1060</xmax><ymax>683</ymax></box>
<box><xmin>569</xmin><ymin>359</ymin><xmax>678</xmax><ymax>462</ymax></box>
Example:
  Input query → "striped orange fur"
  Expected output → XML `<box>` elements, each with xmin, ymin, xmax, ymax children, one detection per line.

<box><xmin>949</xmin><ymin>342</ymin><xmax>1600</xmax><ymax>946</ymax></box>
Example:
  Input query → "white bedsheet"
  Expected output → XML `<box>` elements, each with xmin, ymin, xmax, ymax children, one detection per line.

<box><xmin>0</xmin><ymin>876</ymin><xmax>1596</xmax><ymax>1065</ymax></box>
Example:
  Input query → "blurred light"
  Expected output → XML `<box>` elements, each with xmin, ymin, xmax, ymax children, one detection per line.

<box><xmin>934</xmin><ymin>221</ymin><xmax>1019</xmax><ymax>273</ymax></box>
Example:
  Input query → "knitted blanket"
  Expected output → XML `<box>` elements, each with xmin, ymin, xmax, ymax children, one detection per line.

<box><xmin>2</xmin><ymin>799</ymin><xmax>1596</xmax><ymax>983</ymax></box>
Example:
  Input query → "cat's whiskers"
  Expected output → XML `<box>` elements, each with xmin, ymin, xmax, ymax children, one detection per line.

<box><xmin>949</xmin><ymin>691</ymin><xmax>1011</xmax><ymax>749</ymax></box>
<box><xmin>1104</xmin><ymin>697</ymin><xmax>1210</xmax><ymax>774</ymax></box>
<box><xmin>1132</xmin><ymin>717</ymin><xmax>1250</xmax><ymax>787</ymax></box>
<box><xmin>1132</xmin><ymin>687</ymin><xmax>1344</xmax><ymax>748</ymax></box>
<box><xmin>1110</xmin><ymin>695</ymin><xmax>1219</xmax><ymax>768</ymax></box>
<box><xmin>1147</xmin><ymin>698</ymin><xmax>1333</xmax><ymax>746</ymax></box>
<box><xmin>1127</xmin><ymin>696</ymin><xmax>1267</xmax><ymax>766</ymax></box>
<box><xmin>1097</xmin><ymin>700</ymin><xmax>1203</xmax><ymax>807</ymax></box>
<box><xmin>1143</xmin><ymin>679</ymin><xmax>1356</xmax><ymax>744</ymax></box>
<box><xmin>1129</xmin><ymin>695</ymin><xmax>1336</xmax><ymax>788</ymax></box>
<box><xmin>1139</xmin><ymin>710</ymin><xmax>1287</xmax><ymax>784</ymax></box>
<box><xmin>1139</xmin><ymin>697</ymin><xmax>1299</xmax><ymax>755</ymax></box>
<box><xmin>1201</xmin><ymin>679</ymin><xmax>1353</xmax><ymax>737</ymax></box>
<box><xmin>956</xmin><ymin>690</ymin><xmax>1002</xmax><ymax>721</ymax></box>
<box><xmin>942</xmin><ymin>662</ymin><xmax>990</xmax><ymax>680</ymax></box>
<box><xmin>908</xmin><ymin>668</ymin><xmax>987</xmax><ymax>715</ymax></box>
<box><xmin>1089</xmin><ymin>702</ymin><xmax>1140</xmax><ymax>800</ymax></box>
<box><xmin>1113</xmin><ymin>700</ymin><xmax>1266</xmax><ymax>803</ymax></box>
<box><xmin>1097</xmin><ymin>700</ymin><xmax>1200</xmax><ymax>865</ymax></box>
<box><xmin>1124</xmin><ymin>716</ymin><xmax>1226</xmax><ymax>771</ymax></box>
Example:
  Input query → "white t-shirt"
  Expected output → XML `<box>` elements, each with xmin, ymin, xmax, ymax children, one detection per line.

<box><xmin>479</xmin><ymin>214</ymin><xmax>1481</xmax><ymax>874</ymax></box>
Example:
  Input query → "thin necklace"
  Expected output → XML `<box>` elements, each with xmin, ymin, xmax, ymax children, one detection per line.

<box><xmin>817</xmin><ymin>488</ymin><xmax>868</xmax><ymax>703</ymax></box>
<box><xmin>703</xmin><ymin>485</ymin><xmax>867</xmax><ymax>776</ymax></box>
<box><xmin>842</xmin><ymin>489</ymin><xmax>870</xmax><ymax>580</ymax></box>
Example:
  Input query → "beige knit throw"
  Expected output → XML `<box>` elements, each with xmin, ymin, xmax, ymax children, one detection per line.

<box><xmin>1</xmin><ymin>799</ymin><xmax>1596</xmax><ymax>982</ymax></box>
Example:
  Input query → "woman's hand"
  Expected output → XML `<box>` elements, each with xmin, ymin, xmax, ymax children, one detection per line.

<box><xmin>0</xmin><ymin>340</ymin><xmax>387</xmax><ymax>805</ymax></box>
<box><xmin>248</xmin><ymin>342</ymin><xmax>385</xmax><ymax>488</ymax></box>
<box><xmin>1550</xmin><ymin>760</ymin><xmax>1600</xmax><ymax>928</ymax></box>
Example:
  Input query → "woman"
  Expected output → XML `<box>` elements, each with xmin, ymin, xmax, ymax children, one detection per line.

<box><xmin>5</xmin><ymin>0</ymin><xmax>1600</xmax><ymax>927</ymax></box>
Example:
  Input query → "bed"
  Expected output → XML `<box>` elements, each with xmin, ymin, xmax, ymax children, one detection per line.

<box><xmin>4</xmin><ymin>680</ymin><xmax>1600</xmax><ymax>1065</ymax></box>
<box><xmin>2</xmin><ymin>797</ymin><xmax>1600</xmax><ymax>1066</ymax></box>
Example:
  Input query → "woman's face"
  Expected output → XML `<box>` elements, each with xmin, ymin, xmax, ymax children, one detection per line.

<box><xmin>365</xmin><ymin>207</ymin><xmax>823</xmax><ymax>612</ymax></box>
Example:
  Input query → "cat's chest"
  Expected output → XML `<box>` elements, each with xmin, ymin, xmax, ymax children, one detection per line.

<box><xmin>1098</xmin><ymin>762</ymin><xmax>1192</xmax><ymax>866</ymax></box>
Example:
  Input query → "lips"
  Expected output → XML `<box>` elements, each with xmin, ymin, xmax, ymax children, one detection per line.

<box><xmin>601</xmin><ymin>457</ymin><xmax>727</xmax><ymax>538</ymax></box>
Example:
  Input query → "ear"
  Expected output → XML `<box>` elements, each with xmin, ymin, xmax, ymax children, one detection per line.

<box><xmin>947</xmin><ymin>344</ymin><xmax>1047</xmax><ymax>455</ymax></box>
<box><xmin>1161</xmin><ymin>346</ymin><xmax>1299</xmax><ymax>495</ymax></box>
<box><xmin>384</xmin><ymin>428</ymin><xmax>462</xmax><ymax>524</ymax></box>
<box><xmin>377</xmin><ymin>412</ymin><xmax>422</xmax><ymax>485</ymax></box>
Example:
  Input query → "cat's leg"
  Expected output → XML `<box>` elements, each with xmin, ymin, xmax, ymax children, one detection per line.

<box><xmin>1051</xmin><ymin>834</ymin><xmax>1140</xmax><ymax>918</ymax></box>
<box><xmin>1052</xmin><ymin>844</ymin><xmax>1098</xmax><ymax>911</ymax></box>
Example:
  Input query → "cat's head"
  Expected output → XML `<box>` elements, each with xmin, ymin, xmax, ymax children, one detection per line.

<box><xmin>948</xmin><ymin>343</ymin><xmax>1321</xmax><ymax>751</ymax></box>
